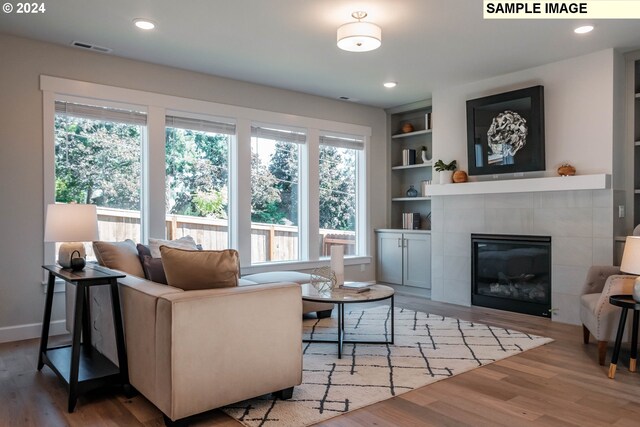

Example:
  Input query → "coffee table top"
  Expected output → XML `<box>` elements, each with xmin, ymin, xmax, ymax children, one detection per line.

<box><xmin>301</xmin><ymin>283</ymin><xmax>394</xmax><ymax>303</ymax></box>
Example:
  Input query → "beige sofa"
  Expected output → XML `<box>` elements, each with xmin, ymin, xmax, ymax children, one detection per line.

<box><xmin>66</xmin><ymin>272</ymin><xmax>304</xmax><ymax>424</ymax></box>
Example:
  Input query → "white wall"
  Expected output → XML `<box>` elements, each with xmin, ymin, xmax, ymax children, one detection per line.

<box><xmin>433</xmin><ymin>49</ymin><xmax>617</xmax><ymax>178</ymax></box>
<box><xmin>0</xmin><ymin>34</ymin><xmax>387</xmax><ymax>340</ymax></box>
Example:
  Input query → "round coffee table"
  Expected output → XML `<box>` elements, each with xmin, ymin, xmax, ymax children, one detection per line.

<box><xmin>301</xmin><ymin>283</ymin><xmax>394</xmax><ymax>358</ymax></box>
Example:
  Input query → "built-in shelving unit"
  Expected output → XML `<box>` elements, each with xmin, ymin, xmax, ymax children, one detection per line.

<box><xmin>387</xmin><ymin>100</ymin><xmax>433</xmax><ymax>230</ymax></box>
<box><xmin>634</xmin><ymin>59</ymin><xmax>640</xmax><ymax>225</ymax></box>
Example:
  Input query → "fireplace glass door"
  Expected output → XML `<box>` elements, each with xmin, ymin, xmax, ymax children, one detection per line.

<box><xmin>471</xmin><ymin>234</ymin><xmax>551</xmax><ymax>317</ymax></box>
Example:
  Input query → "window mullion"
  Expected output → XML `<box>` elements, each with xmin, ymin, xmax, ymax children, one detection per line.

<box><xmin>146</xmin><ymin>106</ymin><xmax>167</xmax><ymax>242</ymax></box>
<box><xmin>234</xmin><ymin>119</ymin><xmax>253</xmax><ymax>266</ymax></box>
<box><xmin>305</xmin><ymin>129</ymin><xmax>320</xmax><ymax>261</ymax></box>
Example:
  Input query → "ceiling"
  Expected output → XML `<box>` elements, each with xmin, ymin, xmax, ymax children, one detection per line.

<box><xmin>1</xmin><ymin>0</ymin><xmax>640</xmax><ymax>108</ymax></box>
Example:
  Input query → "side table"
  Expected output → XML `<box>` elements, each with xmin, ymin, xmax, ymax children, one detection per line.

<box><xmin>38</xmin><ymin>264</ymin><xmax>130</xmax><ymax>412</ymax></box>
<box><xmin>607</xmin><ymin>295</ymin><xmax>640</xmax><ymax>379</ymax></box>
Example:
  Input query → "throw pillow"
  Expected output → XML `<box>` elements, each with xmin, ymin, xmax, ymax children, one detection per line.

<box><xmin>148</xmin><ymin>235</ymin><xmax>197</xmax><ymax>258</ymax></box>
<box><xmin>136</xmin><ymin>244</ymin><xmax>168</xmax><ymax>285</ymax></box>
<box><xmin>93</xmin><ymin>239</ymin><xmax>145</xmax><ymax>278</ymax></box>
<box><xmin>160</xmin><ymin>246</ymin><xmax>240</xmax><ymax>290</ymax></box>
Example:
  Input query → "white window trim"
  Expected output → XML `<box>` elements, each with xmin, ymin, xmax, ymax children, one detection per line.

<box><xmin>41</xmin><ymin>75</ymin><xmax>371</xmax><ymax>272</ymax></box>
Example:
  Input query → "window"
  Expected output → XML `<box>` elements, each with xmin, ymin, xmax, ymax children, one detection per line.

<box><xmin>319</xmin><ymin>134</ymin><xmax>363</xmax><ymax>257</ymax></box>
<box><xmin>165</xmin><ymin>115</ymin><xmax>234</xmax><ymax>250</ymax></box>
<box><xmin>250</xmin><ymin>126</ymin><xmax>304</xmax><ymax>263</ymax></box>
<box><xmin>54</xmin><ymin>101</ymin><xmax>146</xmax><ymax>244</ymax></box>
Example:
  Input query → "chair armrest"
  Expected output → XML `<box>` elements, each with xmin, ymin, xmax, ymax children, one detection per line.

<box><xmin>581</xmin><ymin>265</ymin><xmax>621</xmax><ymax>295</ymax></box>
<box><xmin>596</xmin><ymin>274</ymin><xmax>637</xmax><ymax>312</ymax></box>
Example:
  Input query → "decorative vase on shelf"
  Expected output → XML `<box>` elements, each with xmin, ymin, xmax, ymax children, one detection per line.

<box><xmin>421</xmin><ymin>149</ymin><xmax>429</xmax><ymax>163</ymax></box>
<box><xmin>439</xmin><ymin>170</ymin><xmax>453</xmax><ymax>184</ymax></box>
<box><xmin>406</xmin><ymin>185</ymin><xmax>418</xmax><ymax>197</ymax></box>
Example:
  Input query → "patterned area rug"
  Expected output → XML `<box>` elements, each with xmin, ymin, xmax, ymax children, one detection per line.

<box><xmin>223</xmin><ymin>306</ymin><xmax>552</xmax><ymax>427</ymax></box>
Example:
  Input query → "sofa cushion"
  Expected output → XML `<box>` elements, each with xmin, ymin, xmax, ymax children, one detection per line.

<box><xmin>149</xmin><ymin>235</ymin><xmax>197</xmax><ymax>258</ymax></box>
<box><xmin>93</xmin><ymin>239</ymin><xmax>145</xmax><ymax>278</ymax></box>
<box><xmin>161</xmin><ymin>246</ymin><xmax>240</xmax><ymax>290</ymax></box>
<box><xmin>136</xmin><ymin>244</ymin><xmax>168</xmax><ymax>285</ymax></box>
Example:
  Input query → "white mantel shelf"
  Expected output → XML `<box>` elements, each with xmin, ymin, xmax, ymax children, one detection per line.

<box><xmin>425</xmin><ymin>174</ymin><xmax>611</xmax><ymax>196</ymax></box>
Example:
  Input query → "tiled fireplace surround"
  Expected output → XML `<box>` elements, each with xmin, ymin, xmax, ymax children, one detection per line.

<box><xmin>430</xmin><ymin>189</ymin><xmax>623</xmax><ymax>325</ymax></box>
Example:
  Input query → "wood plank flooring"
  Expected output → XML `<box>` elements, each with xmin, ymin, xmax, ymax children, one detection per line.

<box><xmin>1</xmin><ymin>295</ymin><xmax>639</xmax><ymax>426</ymax></box>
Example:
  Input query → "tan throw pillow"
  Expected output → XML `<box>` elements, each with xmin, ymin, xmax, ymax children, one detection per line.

<box><xmin>160</xmin><ymin>246</ymin><xmax>240</xmax><ymax>291</ymax></box>
<box><xmin>92</xmin><ymin>239</ymin><xmax>145</xmax><ymax>278</ymax></box>
<box><xmin>148</xmin><ymin>235</ymin><xmax>197</xmax><ymax>258</ymax></box>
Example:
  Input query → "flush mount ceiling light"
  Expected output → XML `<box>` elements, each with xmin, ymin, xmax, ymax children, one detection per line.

<box><xmin>383</xmin><ymin>82</ymin><xmax>397</xmax><ymax>88</ymax></box>
<box><xmin>574</xmin><ymin>25</ymin><xmax>594</xmax><ymax>34</ymax></box>
<box><xmin>134</xmin><ymin>19</ymin><xmax>156</xmax><ymax>30</ymax></box>
<box><xmin>337</xmin><ymin>11</ymin><xmax>381</xmax><ymax>52</ymax></box>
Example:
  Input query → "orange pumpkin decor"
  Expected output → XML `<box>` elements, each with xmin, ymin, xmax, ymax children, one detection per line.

<box><xmin>401</xmin><ymin>122</ymin><xmax>414</xmax><ymax>133</ymax></box>
<box><xmin>557</xmin><ymin>164</ymin><xmax>576</xmax><ymax>176</ymax></box>
<box><xmin>452</xmin><ymin>170</ymin><xmax>468</xmax><ymax>183</ymax></box>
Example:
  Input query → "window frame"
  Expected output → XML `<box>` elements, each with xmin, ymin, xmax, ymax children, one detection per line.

<box><xmin>42</xmin><ymin>75</ymin><xmax>371</xmax><ymax>278</ymax></box>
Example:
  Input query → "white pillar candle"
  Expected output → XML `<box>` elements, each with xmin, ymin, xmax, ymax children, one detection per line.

<box><xmin>330</xmin><ymin>245</ymin><xmax>344</xmax><ymax>286</ymax></box>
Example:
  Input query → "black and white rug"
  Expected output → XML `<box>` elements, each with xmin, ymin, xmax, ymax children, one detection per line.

<box><xmin>223</xmin><ymin>306</ymin><xmax>552</xmax><ymax>427</ymax></box>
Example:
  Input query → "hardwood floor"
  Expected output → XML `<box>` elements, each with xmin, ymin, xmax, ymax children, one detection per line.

<box><xmin>2</xmin><ymin>295</ymin><xmax>639</xmax><ymax>426</ymax></box>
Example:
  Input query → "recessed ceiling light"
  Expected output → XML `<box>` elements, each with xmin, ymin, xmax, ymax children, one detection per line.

<box><xmin>574</xmin><ymin>25</ymin><xmax>593</xmax><ymax>34</ymax></box>
<box><xmin>134</xmin><ymin>19</ymin><xmax>156</xmax><ymax>30</ymax></box>
<box><xmin>383</xmin><ymin>82</ymin><xmax>397</xmax><ymax>88</ymax></box>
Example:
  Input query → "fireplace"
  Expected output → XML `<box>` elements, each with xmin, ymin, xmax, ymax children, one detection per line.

<box><xmin>471</xmin><ymin>234</ymin><xmax>551</xmax><ymax>318</ymax></box>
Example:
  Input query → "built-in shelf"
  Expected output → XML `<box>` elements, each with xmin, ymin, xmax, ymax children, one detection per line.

<box><xmin>424</xmin><ymin>174</ymin><xmax>611</xmax><ymax>196</ymax></box>
<box><xmin>391</xmin><ymin>129</ymin><xmax>432</xmax><ymax>139</ymax></box>
<box><xmin>391</xmin><ymin>162</ymin><xmax>432</xmax><ymax>170</ymax></box>
<box><xmin>392</xmin><ymin>196</ymin><xmax>431</xmax><ymax>202</ymax></box>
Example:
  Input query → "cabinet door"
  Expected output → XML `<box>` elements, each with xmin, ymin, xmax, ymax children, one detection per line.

<box><xmin>376</xmin><ymin>232</ymin><xmax>403</xmax><ymax>285</ymax></box>
<box><xmin>403</xmin><ymin>233</ymin><xmax>431</xmax><ymax>288</ymax></box>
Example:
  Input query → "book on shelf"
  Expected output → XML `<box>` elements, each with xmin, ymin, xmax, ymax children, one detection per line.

<box><xmin>402</xmin><ymin>148</ymin><xmax>416</xmax><ymax>166</ymax></box>
<box><xmin>402</xmin><ymin>212</ymin><xmax>420</xmax><ymax>230</ymax></box>
<box><xmin>340</xmin><ymin>282</ymin><xmax>372</xmax><ymax>293</ymax></box>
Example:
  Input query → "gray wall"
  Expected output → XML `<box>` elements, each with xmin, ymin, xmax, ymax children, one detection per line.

<box><xmin>0</xmin><ymin>34</ymin><xmax>388</xmax><ymax>336</ymax></box>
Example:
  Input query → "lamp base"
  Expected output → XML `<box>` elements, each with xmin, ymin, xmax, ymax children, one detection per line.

<box><xmin>57</xmin><ymin>242</ymin><xmax>86</xmax><ymax>269</ymax></box>
<box><xmin>634</xmin><ymin>277</ymin><xmax>640</xmax><ymax>303</ymax></box>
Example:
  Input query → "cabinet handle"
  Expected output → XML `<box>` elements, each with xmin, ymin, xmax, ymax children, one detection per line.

<box><xmin>403</xmin><ymin>238</ymin><xmax>407</xmax><ymax>248</ymax></box>
<box><xmin>398</xmin><ymin>238</ymin><xmax>402</xmax><ymax>247</ymax></box>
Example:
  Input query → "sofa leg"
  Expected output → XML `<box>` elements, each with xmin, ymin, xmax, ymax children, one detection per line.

<box><xmin>163</xmin><ymin>414</ymin><xmax>189</xmax><ymax>427</ymax></box>
<box><xmin>597</xmin><ymin>341</ymin><xmax>608</xmax><ymax>366</ymax></box>
<box><xmin>316</xmin><ymin>309</ymin><xmax>333</xmax><ymax>319</ymax></box>
<box><xmin>273</xmin><ymin>387</ymin><xmax>294</xmax><ymax>400</ymax></box>
<box><xmin>582</xmin><ymin>324</ymin><xmax>590</xmax><ymax>344</ymax></box>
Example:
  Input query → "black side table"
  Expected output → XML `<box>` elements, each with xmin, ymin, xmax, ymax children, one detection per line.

<box><xmin>607</xmin><ymin>295</ymin><xmax>640</xmax><ymax>379</ymax></box>
<box><xmin>38</xmin><ymin>264</ymin><xmax>129</xmax><ymax>412</ymax></box>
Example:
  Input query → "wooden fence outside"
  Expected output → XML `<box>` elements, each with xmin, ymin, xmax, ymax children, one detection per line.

<box><xmin>95</xmin><ymin>206</ymin><xmax>355</xmax><ymax>262</ymax></box>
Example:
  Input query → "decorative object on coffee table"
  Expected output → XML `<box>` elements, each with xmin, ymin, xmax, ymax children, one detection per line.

<box><xmin>44</xmin><ymin>203</ymin><xmax>99</xmax><ymax>270</ymax></box>
<box><xmin>330</xmin><ymin>245</ymin><xmax>344</xmax><ymax>286</ymax></box>
<box><xmin>310</xmin><ymin>266</ymin><xmax>336</xmax><ymax>293</ymax></box>
<box><xmin>557</xmin><ymin>163</ymin><xmax>576</xmax><ymax>176</ymax></box>
<box><xmin>620</xmin><ymin>236</ymin><xmax>640</xmax><ymax>302</ymax></box>
<box><xmin>406</xmin><ymin>185</ymin><xmax>418</xmax><ymax>197</ymax></box>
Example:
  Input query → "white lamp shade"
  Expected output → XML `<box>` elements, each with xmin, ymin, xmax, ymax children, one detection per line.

<box><xmin>337</xmin><ymin>21</ymin><xmax>381</xmax><ymax>52</ymax></box>
<box><xmin>620</xmin><ymin>236</ymin><xmax>640</xmax><ymax>275</ymax></box>
<box><xmin>44</xmin><ymin>204</ymin><xmax>99</xmax><ymax>242</ymax></box>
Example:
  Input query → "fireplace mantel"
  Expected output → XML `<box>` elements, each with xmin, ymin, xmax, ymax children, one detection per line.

<box><xmin>425</xmin><ymin>174</ymin><xmax>610</xmax><ymax>197</ymax></box>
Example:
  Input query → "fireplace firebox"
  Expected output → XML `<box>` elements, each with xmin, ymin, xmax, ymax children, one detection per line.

<box><xmin>471</xmin><ymin>234</ymin><xmax>551</xmax><ymax>318</ymax></box>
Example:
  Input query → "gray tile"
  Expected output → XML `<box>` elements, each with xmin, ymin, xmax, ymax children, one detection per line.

<box><xmin>443</xmin><ymin>232</ymin><xmax>471</xmax><ymax>257</ymax></box>
<box><xmin>592</xmin><ymin>207</ymin><xmax>613</xmax><ymax>238</ymax></box>
<box><xmin>485</xmin><ymin>208</ymin><xmax>534</xmax><ymax>235</ymax></box>
<box><xmin>432</xmin><ymin>254</ymin><xmax>444</xmax><ymax>280</ymax></box>
<box><xmin>553</xmin><ymin>237</ymin><xmax>593</xmax><ymax>267</ymax></box>
<box><xmin>535</xmin><ymin>190</ymin><xmax>592</xmax><ymax>208</ymax></box>
<box><xmin>534</xmin><ymin>208</ymin><xmax>593</xmax><ymax>237</ymax></box>
<box><xmin>430</xmin><ymin>231</ymin><xmax>445</xmax><ymax>252</ymax></box>
<box><xmin>443</xmin><ymin>208</ymin><xmax>485</xmax><ymax>233</ymax></box>
<box><xmin>431</xmin><ymin>196</ymin><xmax>444</xmax><ymax>210</ymax></box>
<box><xmin>443</xmin><ymin>255</ymin><xmax>471</xmax><ymax>284</ymax></box>
<box><xmin>444</xmin><ymin>279</ymin><xmax>472</xmax><ymax>306</ymax></box>
<box><xmin>443</xmin><ymin>194</ymin><xmax>485</xmax><ymax>210</ymax></box>
<box><xmin>592</xmin><ymin>189</ymin><xmax>613</xmax><ymax>208</ymax></box>
<box><xmin>550</xmin><ymin>292</ymin><xmax>581</xmax><ymax>325</ymax></box>
<box><xmin>430</xmin><ymin>277</ymin><xmax>444</xmax><ymax>301</ymax></box>
<box><xmin>485</xmin><ymin>193</ymin><xmax>534</xmax><ymax>209</ymax></box>
<box><xmin>552</xmin><ymin>265</ymin><xmax>589</xmax><ymax>295</ymax></box>
<box><xmin>593</xmin><ymin>237</ymin><xmax>614</xmax><ymax>265</ymax></box>
<box><xmin>430</xmin><ymin>208</ymin><xmax>444</xmax><ymax>229</ymax></box>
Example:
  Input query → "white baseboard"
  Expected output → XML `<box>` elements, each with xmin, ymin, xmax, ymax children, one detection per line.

<box><xmin>0</xmin><ymin>319</ymin><xmax>67</xmax><ymax>344</ymax></box>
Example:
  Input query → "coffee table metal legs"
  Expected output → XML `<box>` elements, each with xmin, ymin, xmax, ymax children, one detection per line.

<box><xmin>304</xmin><ymin>296</ymin><xmax>395</xmax><ymax>359</ymax></box>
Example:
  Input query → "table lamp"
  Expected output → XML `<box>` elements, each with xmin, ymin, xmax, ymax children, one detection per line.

<box><xmin>620</xmin><ymin>236</ymin><xmax>640</xmax><ymax>302</ymax></box>
<box><xmin>44</xmin><ymin>204</ymin><xmax>99</xmax><ymax>271</ymax></box>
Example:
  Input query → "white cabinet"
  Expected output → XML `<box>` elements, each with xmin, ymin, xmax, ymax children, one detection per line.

<box><xmin>376</xmin><ymin>230</ymin><xmax>431</xmax><ymax>289</ymax></box>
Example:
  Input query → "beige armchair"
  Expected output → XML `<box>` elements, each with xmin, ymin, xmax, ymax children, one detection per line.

<box><xmin>580</xmin><ymin>265</ymin><xmax>635</xmax><ymax>365</ymax></box>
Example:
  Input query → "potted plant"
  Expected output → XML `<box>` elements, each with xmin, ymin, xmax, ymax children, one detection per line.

<box><xmin>434</xmin><ymin>159</ymin><xmax>457</xmax><ymax>184</ymax></box>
